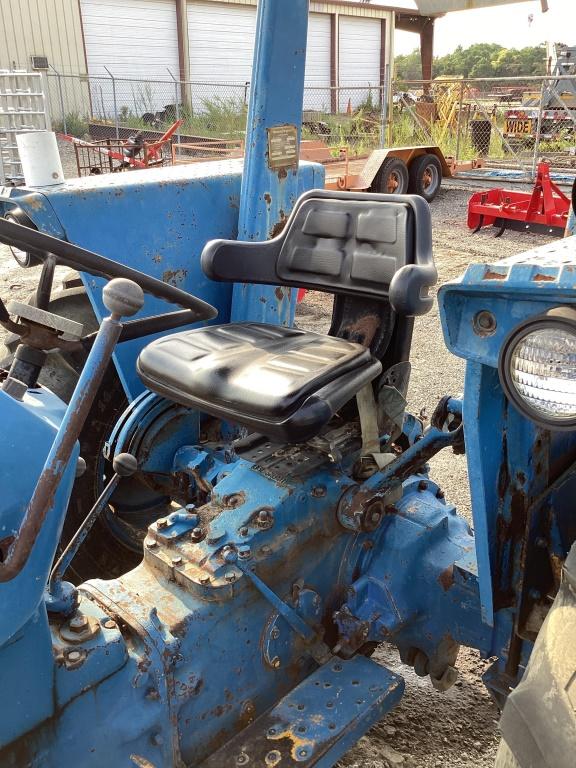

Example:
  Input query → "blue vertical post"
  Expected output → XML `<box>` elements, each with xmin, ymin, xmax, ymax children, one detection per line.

<box><xmin>231</xmin><ymin>0</ymin><xmax>310</xmax><ymax>326</ymax></box>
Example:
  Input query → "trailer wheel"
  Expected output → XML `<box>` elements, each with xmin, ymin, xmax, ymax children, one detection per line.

<box><xmin>373</xmin><ymin>157</ymin><xmax>409</xmax><ymax>195</ymax></box>
<box><xmin>408</xmin><ymin>153</ymin><xmax>442</xmax><ymax>202</ymax></box>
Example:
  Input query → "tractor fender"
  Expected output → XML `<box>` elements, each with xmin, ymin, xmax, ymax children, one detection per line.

<box><xmin>360</xmin><ymin>145</ymin><xmax>452</xmax><ymax>189</ymax></box>
<box><xmin>498</xmin><ymin>541</ymin><xmax>576</xmax><ymax>768</ymax></box>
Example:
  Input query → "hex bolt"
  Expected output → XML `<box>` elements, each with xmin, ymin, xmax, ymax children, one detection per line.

<box><xmin>225</xmin><ymin>571</ymin><xmax>237</xmax><ymax>583</ymax></box>
<box><xmin>145</xmin><ymin>538</ymin><xmax>158</xmax><ymax>550</ymax></box>
<box><xmin>238</xmin><ymin>545</ymin><xmax>251</xmax><ymax>559</ymax></box>
<box><xmin>157</xmin><ymin>518</ymin><xmax>169</xmax><ymax>530</ymax></box>
<box><xmin>236</xmin><ymin>754</ymin><xmax>250</xmax><ymax>766</ymax></box>
<box><xmin>171</xmin><ymin>556</ymin><xmax>183</xmax><ymax>566</ymax></box>
<box><xmin>69</xmin><ymin>614</ymin><xmax>89</xmax><ymax>633</ymax></box>
<box><xmin>67</xmin><ymin>650</ymin><xmax>82</xmax><ymax>663</ymax></box>
<box><xmin>199</xmin><ymin>575</ymin><xmax>211</xmax><ymax>585</ymax></box>
<box><xmin>271</xmin><ymin>627</ymin><xmax>280</xmax><ymax>640</ymax></box>
<box><xmin>265</xmin><ymin>751</ymin><xmax>281</xmax><ymax>766</ymax></box>
<box><xmin>271</xmin><ymin>656</ymin><xmax>281</xmax><ymax>668</ymax></box>
<box><xmin>257</xmin><ymin>509</ymin><xmax>273</xmax><ymax>528</ymax></box>
<box><xmin>312</xmin><ymin>486</ymin><xmax>326</xmax><ymax>497</ymax></box>
<box><xmin>191</xmin><ymin>527</ymin><xmax>204</xmax><ymax>542</ymax></box>
<box><xmin>223</xmin><ymin>546</ymin><xmax>238</xmax><ymax>563</ymax></box>
<box><xmin>239</xmin><ymin>526</ymin><xmax>249</xmax><ymax>537</ymax></box>
<box><xmin>103</xmin><ymin>619</ymin><xmax>116</xmax><ymax>630</ymax></box>
<box><xmin>418</xmin><ymin>480</ymin><xmax>428</xmax><ymax>492</ymax></box>
<box><xmin>436</xmin><ymin>489</ymin><xmax>445</xmax><ymax>499</ymax></box>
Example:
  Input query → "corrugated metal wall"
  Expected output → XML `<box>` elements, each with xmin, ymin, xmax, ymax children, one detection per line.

<box><xmin>0</xmin><ymin>0</ymin><xmax>86</xmax><ymax>74</ymax></box>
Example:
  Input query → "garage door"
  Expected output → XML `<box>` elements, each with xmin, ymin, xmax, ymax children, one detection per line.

<box><xmin>304</xmin><ymin>13</ymin><xmax>331</xmax><ymax>111</ymax></box>
<box><xmin>339</xmin><ymin>16</ymin><xmax>381</xmax><ymax>110</ymax></box>
<box><xmin>81</xmin><ymin>0</ymin><xmax>179</xmax><ymax>114</ymax></box>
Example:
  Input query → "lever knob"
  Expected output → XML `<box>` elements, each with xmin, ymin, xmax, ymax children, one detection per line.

<box><xmin>103</xmin><ymin>278</ymin><xmax>144</xmax><ymax>318</ymax></box>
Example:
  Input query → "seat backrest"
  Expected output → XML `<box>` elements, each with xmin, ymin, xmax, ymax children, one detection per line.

<box><xmin>201</xmin><ymin>189</ymin><xmax>437</xmax><ymax>317</ymax></box>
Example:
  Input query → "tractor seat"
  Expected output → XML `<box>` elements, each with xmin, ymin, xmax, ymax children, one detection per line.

<box><xmin>137</xmin><ymin>190</ymin><xmax>436</xmax><ymax>443</ymax></box>
<box><xmin>137</xmin><ymin>323</ymin><xmax>381</xmax><ymax>442</ymax></box>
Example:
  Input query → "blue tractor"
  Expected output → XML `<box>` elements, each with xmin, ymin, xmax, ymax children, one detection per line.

<box><xmin>0</xmin><ymin>2</ymin><xmax>574</xmax><ymax>766</ymax></box>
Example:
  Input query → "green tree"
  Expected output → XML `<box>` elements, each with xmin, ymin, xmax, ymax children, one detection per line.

<box><xmin>395</xmin><ymin>42</ymin><xmax>547</xmax><ymax>81</ymax></box>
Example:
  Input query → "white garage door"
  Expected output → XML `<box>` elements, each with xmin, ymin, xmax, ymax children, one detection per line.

<box><xmin>304</xmin><ymin>13</ymin><xmax>331</xmax><ymax>111</ymax></box>
<box><xmin>339</xmin><ymin>16</ymin><xmax>381</xmax><ymax>110</ymax></box>
<box><xmin>81</xmin><ymin>0</ymin><xmax>179</xmax><ymax>114</ymax></box>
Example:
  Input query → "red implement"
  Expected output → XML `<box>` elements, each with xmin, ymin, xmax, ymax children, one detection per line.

<box><xmin>467</xmin><ymin>162</ymin><xmax>570</xmax><ymax>236</ymax></box>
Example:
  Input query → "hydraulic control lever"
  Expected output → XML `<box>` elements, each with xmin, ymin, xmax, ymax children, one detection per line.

<box><xmin>0</xmin><ymin>278</ymin><xmax>144</xmax><ymax>582</ymax></box>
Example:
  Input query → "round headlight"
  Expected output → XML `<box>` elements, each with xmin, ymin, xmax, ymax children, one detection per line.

<box><xmin>499</xmin><ymin>307</ymin><xmax>576</xmax><ymax>429</ymax></box>
<box><xmin>2</xmin><ymin>209</ymin><xmax>42</xmax><ymax>268</ymax></box>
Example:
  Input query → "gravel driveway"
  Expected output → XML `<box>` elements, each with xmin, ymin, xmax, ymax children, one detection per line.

<box><xmin>0</xmin><ymin>173</ymin><xmax>548</xmax><ymax>768</ymax></box>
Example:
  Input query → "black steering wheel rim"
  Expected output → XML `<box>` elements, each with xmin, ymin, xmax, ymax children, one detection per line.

<box><xmin>0</xmin><ymin>217</ymin><xmax>218</xmax><ymax>322</ymax></box>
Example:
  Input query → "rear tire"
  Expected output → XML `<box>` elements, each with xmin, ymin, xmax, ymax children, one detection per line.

<box><xmin>408</xmin><ymin>153</ymin><xmax>442</xmax><ymax>202</ymax></box>
<box><xmin>494</xmin><ymin>740</ymin><xmax>520</xmax><ymax>768</ymax></box>
<box><xmin>1</xmin><ymin>287</ymin><xmax>155</xmax><ymax>582</ymax></box>
<box><xmin>373</xmin><ymin>157</ymin><xmax>409</xmax><ymax>195</ymax></box>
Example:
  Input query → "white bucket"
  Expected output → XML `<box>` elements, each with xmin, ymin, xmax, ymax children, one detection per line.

<box><xmin>16</xmin><ymin>131</ymin><xmax>65</xmax><ymax>187</ymax></box>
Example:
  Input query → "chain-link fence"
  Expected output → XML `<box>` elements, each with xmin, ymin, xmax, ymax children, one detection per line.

<box><xmin>42</xmin><ymin>69</ymin><xmax>576</xmax><ymax>179</ymax></box>
<box><xmin>391</xmin><ymin>75</ymin><xmax>576</xmax><ymax>180</ymax></box>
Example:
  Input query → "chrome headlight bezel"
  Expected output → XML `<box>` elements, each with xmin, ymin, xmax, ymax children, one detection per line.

<box><xmin>498</xmin><ymin>306</ymin><xmax>576</xmax><ymax>431</ymax></box>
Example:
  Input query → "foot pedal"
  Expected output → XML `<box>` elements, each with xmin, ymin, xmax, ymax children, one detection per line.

<box><xmin>199</xmin><ymin>655</ymin><xmax>404</xmax><ymax>767</ymax></box>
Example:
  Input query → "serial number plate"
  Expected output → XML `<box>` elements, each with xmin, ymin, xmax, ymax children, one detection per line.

<box><xmin>267</xmin><ymin>124</ymin><xmax>298</xmax><ymax>170</ymax></box>
<box><xmin>504</xmin><ymin>118</ymin><xmax>533</xmax><ymax>135</ymax></box>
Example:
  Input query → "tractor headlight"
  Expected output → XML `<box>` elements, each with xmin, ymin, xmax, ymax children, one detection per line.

<box><xmin>499</xmin><ymin>307</ymin><xmax>576</xmax><ymax>429</ymax></box>
<box><xmin>2</xmin><ymin>209</ymin><xmax>42</xmax><ymax>268</ymax></box>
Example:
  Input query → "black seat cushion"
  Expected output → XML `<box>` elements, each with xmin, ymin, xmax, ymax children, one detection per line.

<box><xmin>137</xmin><ymin>323</ymin><xmax>381</xmax><ymax>442</ymax></box>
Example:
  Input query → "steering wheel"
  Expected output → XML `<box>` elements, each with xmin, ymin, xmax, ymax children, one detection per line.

<box><xmin>0</xmin><ymin>218</ymin><xmax>218</xmax><ymax>335</ymax></box>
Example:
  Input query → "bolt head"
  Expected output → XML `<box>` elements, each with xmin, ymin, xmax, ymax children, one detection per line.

<box><xmin>145</xmin><ymin>538</ymin><xmax>158</xmax><ymax>549</ymax></box>
<box><xmin>157</xmin><ymin>518</ymin><xmax>169</xmax><ymax>530</ymax></box>
<box><xmin>67</xmin><ymin>650</ymin><xmax>82</xmax><ymax>662</ymax></box>
<box><xmin>271</xmin><ymin>656</ymin><xmax>281</xmax><ymax>668</ymax></box>
<box><xmin>103</xmin><ymin>619</ymin><xmax>116</xmax><ymax>630</ymax></box>
<box><xmin>225</xmin><ymin>571</ymin><xmax>236</xmax><ymax>583</ymax></box>
<box><xmin>171</xmin><ymin>556</ymin><xmax>183</xmax><ymax>566</ymax></box>
<box><xmin>238</xmin><ymin>545</ymin><xmax>251</xmax><ymax>559</ymax></box>
<box><xmin>69</xmin><ymin>614</ymin><xmax>89</xmax><ymax>633</ymax></box>
<box><xmin>191</xmin><ymin>527</ymin><xmax>203</xmax><ymax>541</ymax></box>
<box><xmin>199</xmin><ymin>575</ymin><xmax>211</xmax><ymax>585</ymax></box>
<box><xmin>239</xmin><ymin>526</ymin><xmax>249</xmax><ymax>537</ymax></box>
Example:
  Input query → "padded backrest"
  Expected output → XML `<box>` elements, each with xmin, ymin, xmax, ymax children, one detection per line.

<box><xmin>276</xmin><ymin>198</ymin><xmax>411</xmax><ymax>295</ymax></box>
<box><xmin>201</xmin><ymin>189</ymin><xmax>437</xmax><ymax>317</ymax></box>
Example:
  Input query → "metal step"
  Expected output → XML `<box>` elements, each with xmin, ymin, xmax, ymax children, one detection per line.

<box><xmin>199</xmin><ymin>655</ymin><xmax>404</xmax><ymax>768</ymax></box>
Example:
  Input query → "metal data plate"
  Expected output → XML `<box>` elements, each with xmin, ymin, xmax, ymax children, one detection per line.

<box><xmin>200</xmin><ymin>655</ymin><xmax>404</xmax><ymax>767</ymax></box>
<box><xmin>267</xmin><ymin>125</ymin><xmax>299</xmax><ymax>171</ymax></box>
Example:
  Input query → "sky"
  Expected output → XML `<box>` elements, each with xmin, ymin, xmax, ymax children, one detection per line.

<box><xmin>392</xmin><ymin>1</ymin><xmax>576</xmax><ymax>56</ymax></box>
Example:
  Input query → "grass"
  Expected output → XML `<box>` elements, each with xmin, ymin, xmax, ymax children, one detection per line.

<box><xmin>52</xmin><ymin>111</ymin><xmax>89</xmax><ymax>137</ymax></box>
<box><xmin>82</xmin><ymin>91</ymin><xmax>576</xmax><ymax>168</ymax></box>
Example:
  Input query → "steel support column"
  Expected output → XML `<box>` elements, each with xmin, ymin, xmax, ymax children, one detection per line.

<box><xmin>231</xmin><ymin>0</ymin><xmax>310</xmax><ymax>326</ymax></box>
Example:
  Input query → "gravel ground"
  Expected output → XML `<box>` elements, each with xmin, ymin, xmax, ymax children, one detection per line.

<box><xmin>0</xmin><ymin>167</ymin><xmax>546</xmax><ymax>767</ymax></box>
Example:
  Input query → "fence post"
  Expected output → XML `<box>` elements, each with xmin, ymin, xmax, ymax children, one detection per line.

<box><xmin>379</xmin><ymin>63</ymin><xmax>389</xmax><ymax>149</ymax></box>
<box><xmin>104</xmin><ymin>66</ymin><xmax>119</xmax><ymax>140</ymax></box>
<box><xmin>531</xmin><ymin>79</ymin><xmax>546</xmax><ymax>179</ymax></box>
<box><xmin>49</xmin><ymin>65</ymin><xmax>67</xmax><ymax>135</ymax></box>
<box><xmin>454</xmin><ymin>80</ymin><xmax>465</xmax><ymax>171</ymax></box>
<box><xmin>167</xmin><ymin>69</ymin><xmax>182</xmax><ymax>143</ymax></box>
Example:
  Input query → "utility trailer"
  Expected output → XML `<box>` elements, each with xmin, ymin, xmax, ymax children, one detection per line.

<box><xmin>301</xmin><ymin>142</ymin><xmax>483</xmax><ymax>202</ymax></box>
